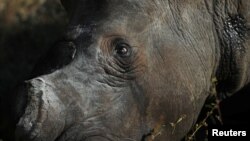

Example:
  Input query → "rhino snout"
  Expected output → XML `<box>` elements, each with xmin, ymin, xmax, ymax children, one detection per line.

<box><xmin>13</xmin><ymin>78</ymin><xmax>66</xmax><ymax>141</ymax></box>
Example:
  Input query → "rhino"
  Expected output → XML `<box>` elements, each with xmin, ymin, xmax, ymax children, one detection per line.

<box><xmin>3</xmin><ymin>0</ymin><xmax>250</xmax><ymax>141</ymax></box>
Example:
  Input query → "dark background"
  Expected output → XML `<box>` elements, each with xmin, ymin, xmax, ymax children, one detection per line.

<box><xmin>0</xmin><ymin>0</ymin><xmax>67</xmax><ymax>140</ymax></box>
<box><xmin>0</xmin><ymin>0</ymin><xmax>249</xmax><ymax>140</ymax></box>
<box><xmin>0</xmin><ymin>0</ymin><xmax>67</xmax><ymax>96</ymax></box>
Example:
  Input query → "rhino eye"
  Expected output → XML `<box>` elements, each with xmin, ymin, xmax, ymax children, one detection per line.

<box><xmin>113</xmin><ymin>39</ymin><xmax>132</xmax><ymax>58</ymax></box>
<box><xmin>115</xmin><ymin>43</ymin><xmax>131</xmax><ymax>57</ymax></box>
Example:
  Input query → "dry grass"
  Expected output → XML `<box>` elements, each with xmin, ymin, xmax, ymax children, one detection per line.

<box><xmin>184</xmin><ymin>77</ymin><xmax>223</xmax><ymax>141</ymax></box>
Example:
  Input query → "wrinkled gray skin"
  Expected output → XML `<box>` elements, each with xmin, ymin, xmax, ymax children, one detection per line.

<box><xmin>9</xmin><ymin>0</ymin><xmax>250</xmax><ymax>141</ymax></box>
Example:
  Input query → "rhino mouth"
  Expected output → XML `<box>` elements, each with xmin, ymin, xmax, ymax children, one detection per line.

<box><xmin>54</xmin><ymin>122</ymin><xmax>146</xmax><ymax>141</ymax></box>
